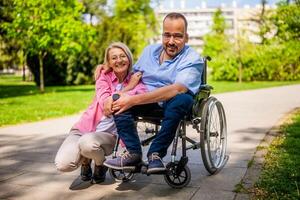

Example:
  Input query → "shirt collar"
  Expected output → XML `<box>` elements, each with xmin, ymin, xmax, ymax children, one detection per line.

<box><xmin>111</xmin><ymin>71</ymin><xmax>131</xmax><ymax>83</ymax></box>
<box><xmin>155</xmin><ymin>44</ymin><xmax>187</xmax><ymax>63</ymax></box>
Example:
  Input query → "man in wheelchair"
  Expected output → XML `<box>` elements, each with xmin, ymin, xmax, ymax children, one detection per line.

<box><xmin>104</xmin><ymin>12</ymin><xmax>204</xmax><ymax>174</ymax></box>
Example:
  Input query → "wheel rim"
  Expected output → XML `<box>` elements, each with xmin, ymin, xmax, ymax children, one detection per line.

<box><xmin>164</xmin><ymin>163</ymin><xmax>191</xmax><ymax>188</ymax></box>
<box><xmin>205</xmin><ymin>100</ymin><xmax>227</xmax><ymax>169</ymax></box>
<box><xmin>109</xmin><ymin>169</ymin><xmax>134</xmax><ymax>182</ymax></box>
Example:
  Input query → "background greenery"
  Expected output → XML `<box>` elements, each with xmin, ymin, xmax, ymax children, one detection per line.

<box><xmin>1</xmin><ymin>74</ymin><xmax>300</xmax><ymax>127</ymax></box>
<box><xmin>0</xmin><ymin>0</ymin><xmax>157</xmax><ymax>91</ymax></box>
<box><xmin>203</xmin><ymin>1</ymin><xmax>300</xmax><ymax>82</ymax></box>
<box><xmin>1</xmin><ymin>0</ymin><xmax>299</xmax><ymax>92</ymax></box>
<box><xmin>0</xmin><ymin>0</ymin><xmax>300</xmax><ymax>127</ymax></box>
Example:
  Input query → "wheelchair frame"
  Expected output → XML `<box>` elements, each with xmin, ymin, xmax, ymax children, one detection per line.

<box><xmin>109</xmin><ymin>57</ymin><xmax>229</xmax><ymax>188</ymax></box>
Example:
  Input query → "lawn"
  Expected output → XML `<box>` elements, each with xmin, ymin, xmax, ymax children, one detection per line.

<box><xmin>1</xmin><ymin>74</ymin><xmax>300</xmax><ymax>127</ymax></box>
<box><xmin>0</xmin><ymin>75</ymin><xmax>94</xmax><ymax>127</ymax></box>
<box><xmin>209</xmin><ymin>79</ymin><xmax>300</xmax><ymax>94</ymax></box>
<box><xmin>252</xmin><ymin>110</ymin><xmax>300</xmax><ymax>199</ymax></box>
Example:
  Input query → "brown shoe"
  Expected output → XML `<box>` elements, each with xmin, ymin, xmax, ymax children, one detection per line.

<box><xmin>93</xmin><ymin>165</ymin><xmax>108</xmax><ymax>183</ymax></box>
<box><xmin>80</xmin><ymin>163</ymin><xmax>92</xmax><ymax>181</ymax></box>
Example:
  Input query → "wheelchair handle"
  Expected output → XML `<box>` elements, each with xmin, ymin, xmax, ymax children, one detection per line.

<box><xmin>112</xmin><ymin>93</ymin><xmax>120</xmax><ymax>101</ymax></box>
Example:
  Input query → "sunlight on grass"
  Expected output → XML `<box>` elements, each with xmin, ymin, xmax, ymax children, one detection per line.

<box><xmin>253</xmin><ymin>110</ymin><xmax>300</xmax><ymax>199</ymax></box>
<box><xmin>0</xmin><ymin>75</ymin><xmax>94</xmax><ymax>127</ymax></box>
<box><xmin>1</xmin><ymin>74</ymin><xmax>300</xmax><ymax>127</ymax></box>
<box><xmin>209</xmin><ymin>79</ymin><xmax>300</xmax><ymax>94</ymax></box>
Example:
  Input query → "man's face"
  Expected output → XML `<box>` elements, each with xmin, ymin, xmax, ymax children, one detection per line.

<box><xmin>162</xmin><ymin>18</ymin><xmax>188</xmax><ymax>59</ymax></box>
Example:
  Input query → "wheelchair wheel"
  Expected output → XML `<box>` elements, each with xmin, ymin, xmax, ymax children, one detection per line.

<box><xmin>109</xmin><ymin>168</ymin><xmax>134</xmax><ymax>182</ymax></box>
<box><xmin>200</xmin><ymin>96</ymin><xmax>227</xmax><ymax>174</ymax></box>
<box><xmin>164</xmin><ymin>162</ymin><xmax>191</xmax><ymax>189</ymax></box>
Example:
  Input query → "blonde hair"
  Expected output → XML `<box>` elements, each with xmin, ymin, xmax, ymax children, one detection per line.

<box><xmin>104</xmin><ymin>42</ymin><xmax>133</xmax><ymax>73</ymax></box>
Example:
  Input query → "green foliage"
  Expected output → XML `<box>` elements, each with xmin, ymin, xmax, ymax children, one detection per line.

<box><xmin>272</xmin><ymin>3</ymin><xmax>300</xmax><ymax>41</ymax></box>
<box><xmin>203</xmin><ymin>9</ymin><xmax>237</xmax><ymax>81</ymax></box>
<box><xmin>203</xmin><ymin>9</ymin><xmax>230</xmax><ymax>59</ymax></box>
<box><xmin>1</xmin><ymin>0</ymin><xmax>157</xmax><ymax>86</ymax></box>
<box><xmin>0</xmin><ymin>0</ymin><xmax>19</xmax><ymax>70</ymax></box>
<box><xmin>3</xmin><ymin>0</ymin><xmax>96</xmax><ymax>87</ymax></box>
<box><xmin>253</xmin><ymin>110</ymin><xmax>300</xmax><ymax>199</ymax></box>
<box><xmin>95</xmin><ymin>0</ymin><xmax>158</xmax><ymax>62</ymax></box>
<box><xmin>246</xmin><ymin>41</ymin><xmax>300</xmax><ymax>81</ymax></box>
<box><xmin>204</xmin><ymin>4</ymin><xmax>300</xmax><ymax>81</ymax></box>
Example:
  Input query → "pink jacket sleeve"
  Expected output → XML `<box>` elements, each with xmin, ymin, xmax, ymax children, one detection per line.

<box><xmin>126</xmin><ymin>81</ymin><xmax>148</xmax><ymax>96</ymax></box>
<box><xmin>95</xmin><ymin>72</ymin><xmax>112</xmax><ymax>106</ymax></box>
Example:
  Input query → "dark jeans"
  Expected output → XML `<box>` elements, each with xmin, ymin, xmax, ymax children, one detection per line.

<box><xmin>114</xmin><ymin>93</ymin><xmax>194</xmax><ymax>158</ymax></box>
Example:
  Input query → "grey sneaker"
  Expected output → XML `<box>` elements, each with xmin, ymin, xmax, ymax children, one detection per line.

<box><xmin>147</xmin><ymin>153</ymin><xmax>166</xmax><ymax>174</ymax></box>
<box><xmin>104</xmin><ymin>151</ymin><xmax>142</xmax><ymax>171</ymax></box>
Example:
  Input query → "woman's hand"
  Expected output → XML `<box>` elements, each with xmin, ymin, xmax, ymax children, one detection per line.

<box><xmin>94</xmin><ymin>64</ymin><xmax>111</xmax><ymax>80</ymax></box>
<box><xmin>103</xmin><ymin>97</ymin><xmax>113</xmax><ymax>116</ymax></box>
<box><xmin>123</xmin><ymin>71</ymin><xmax>143</xmax><ymax>92</ymax></box>
<box><xmin>112</xmin><ymin>93</ymin><xmax>134</xmax><ymax>115</ymax></box>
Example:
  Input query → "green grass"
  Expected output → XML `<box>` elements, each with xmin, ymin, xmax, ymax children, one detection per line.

<box><xmin>1</xmin><ymin>74</ymin><xmax>300</xmax><ymax>127</ymax></box>
<box><xmin>209</xmin><ymin>79</ymin><xmax>300</xmax><ymax>94</ymax></box>
<box><xmin>0</xmin><ymin>75</ymin><xmax>94</xmax><ymax>127</ymax></box>
<box><xmin>252</xmin><ymin>110</ymin><xmax>300</xmax><ymax>199</ymax></box>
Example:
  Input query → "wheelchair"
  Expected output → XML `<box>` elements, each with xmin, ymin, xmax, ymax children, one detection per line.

<box><xmin>109</xmin><ymin>57</ymin><xmax>229</xmax><ymax>188</ymax></box>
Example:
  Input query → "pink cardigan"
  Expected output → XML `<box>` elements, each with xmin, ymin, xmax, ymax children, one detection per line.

<box><xmin>73</xmin><ymin>71</ymin><xmax>148</xmax><ymax>133</ymax></box>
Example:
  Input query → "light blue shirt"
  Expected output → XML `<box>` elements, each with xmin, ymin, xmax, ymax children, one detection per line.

<box><xmin>133</xmin><ymin>44</ymin><xmax>203</xmax><ymax>95</ymax></box>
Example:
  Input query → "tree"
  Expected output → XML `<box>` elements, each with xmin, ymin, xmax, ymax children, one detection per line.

<box><xmin>247</xmin><ymin>0</ymin><xmax>275</xmax><ymax>44</ymax></box>
<box><xmin>0</xmin><ymin>0</ymin><xmax>20</xmax><ymax>73</ymax></box>
<box><xmin>95</xmin><ymin>0</ymin><xmax>158</xmax><ymax>62</ymax></box>
<box><xmin>80</xmin><ymin>0</ymin><xmax>107</xmax><ymax>24</ymax></box>
<box><xmin>202</xmin><ymin>9</ymin><xmax>237</xmax><ymax>81</ymax></box>
<box><xmin>4</xmin><ymin>0</ymin><xmax>94</xmax><ymax>92</ymax></box>
<box><xmin>272</xmin><ymin>2</ymin><xmax>300</xmax><ymax>41</ymax></box>
<box><xmin>202</xmin><ymin>9</ymin><xmax>230</xmax><ymax>58</ymax></box>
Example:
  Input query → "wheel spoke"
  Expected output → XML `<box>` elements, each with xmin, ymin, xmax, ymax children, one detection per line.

<box><xmin>176</xmin><ymin>177</ymin><xmax>182</xmax><ymax>183</ymax></box>
<box><xmin>179</xmin><ymin>174</ymin><xmax>186</xmax><ymax>179</ymax></box>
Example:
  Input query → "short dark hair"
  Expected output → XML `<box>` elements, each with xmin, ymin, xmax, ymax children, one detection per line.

<box><xmin>163</xmin><ymin>12</ymin><xmax>188</xmax><ymax>32</ymax></box>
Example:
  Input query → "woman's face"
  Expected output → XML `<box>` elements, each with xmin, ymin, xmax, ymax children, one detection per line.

<box><xmin>108</xmin><ymin>47</ymin><xmax>130</xmax><ymax>78</ymax></box>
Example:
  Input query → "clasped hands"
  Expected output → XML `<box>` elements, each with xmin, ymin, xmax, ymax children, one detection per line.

<box><xmin>103</xmin><ymin>93</ymin><xmax>133</xmax><ymax>116</ymax></box>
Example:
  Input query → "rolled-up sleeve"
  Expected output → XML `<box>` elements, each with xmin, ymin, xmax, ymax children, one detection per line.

<box><xmin>126</xmin><ymin>81</ymin><xmax>148</xmax><ymax>96</ymax></box>
<box><xmin>175</xmin><ymin>61</ymin><xmax>203</xmax><ymax>95</ymax></box>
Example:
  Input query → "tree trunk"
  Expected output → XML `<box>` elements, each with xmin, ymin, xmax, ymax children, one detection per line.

<box><xmin>239</xmin><ymin>64</ymin><xmax>242</xmax><ymax>83</ymax></box>
<box><xmin>22</xmin><ymin>64</ymin><xmax>25</xmax><ymax>81</ymax></box>
<box><xmin>18</xmin><ymin>49</ymin><xmax>26</xmax><ymax>81</ymax></box>
<box><xmin>38</xmin><ymin>52</ymin><xmax>45</xmax><ymax>93</ymax></box>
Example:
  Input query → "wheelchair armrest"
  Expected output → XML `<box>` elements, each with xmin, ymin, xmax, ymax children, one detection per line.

<box><xmin>199</xmin><ymin>84</ymin><xmax>213</xmax><ymax>91</ymax></box>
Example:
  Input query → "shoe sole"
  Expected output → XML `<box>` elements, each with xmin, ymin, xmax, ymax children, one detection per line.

<box><xmin>103</xmin><ymin>162</ymin><xmax>136</xmax><ymax>171</ymax></box>
<box><xmin>81</xmin><ymin>176</ymin><xmax>92</xmax><ymax>181</ymax></box>
<box><xmin>93</xmin><ymin>177</ymin><xmax>105</xmax><ymax>184</ymax></box>
<box><xmin>147</xmin><ymin>167</ymin><xmax>166</xmax><ymax>174</ymax></box>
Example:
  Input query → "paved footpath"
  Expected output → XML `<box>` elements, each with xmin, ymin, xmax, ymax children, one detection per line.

<box><xmin>1</xmin><ymin>84</ymin><xmax>300</xmax><ymax>200</ymax></box>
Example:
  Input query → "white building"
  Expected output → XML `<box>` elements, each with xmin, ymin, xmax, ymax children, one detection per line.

<box><xmin>155</xmin><ymin>1</ymin><xmax>275</xmax><ymax>53</ymax></box>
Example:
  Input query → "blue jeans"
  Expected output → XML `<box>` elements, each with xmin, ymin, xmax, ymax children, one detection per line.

<box><xmin>114</xmin><ymin>93</ymin><xmax>194</xmax><ymax>158</ymax></box>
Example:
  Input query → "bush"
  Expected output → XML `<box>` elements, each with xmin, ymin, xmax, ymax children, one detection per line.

<box><xmin>209</xmin><ymin>41</ymin><xmax>300</xmax><ymax>81</ymax></box>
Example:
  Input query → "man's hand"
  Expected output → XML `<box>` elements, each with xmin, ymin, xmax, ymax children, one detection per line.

<box><xmin>94</xmin><ymin>64</ymin><xmax>111</xmax><ymax>80</ymax></box>
<box><xmin>103</xmin><ymin>97</ymin><xmax>113</xmax><ymax>116</ymax></box>
<box><xmin>112</xmin><ymin>93</ymin><xmax>134</xmax><ymax>115</ymax></box>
